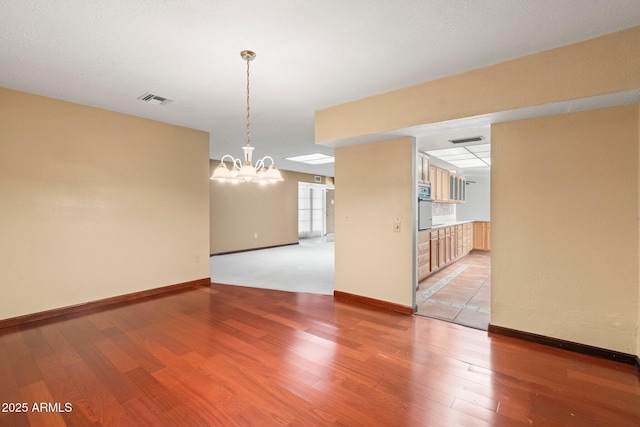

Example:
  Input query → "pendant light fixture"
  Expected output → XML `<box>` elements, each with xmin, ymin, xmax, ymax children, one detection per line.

<box><xmin>210</xmin><ymin>50</ymin><xmax>284</xmax><ymax>184</ymax></box>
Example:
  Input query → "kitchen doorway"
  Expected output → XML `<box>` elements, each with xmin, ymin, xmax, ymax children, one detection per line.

<box><xmin>415</xmin><ymin>165</ymin><xmax>491</xmax><ymax>331</ymax></box>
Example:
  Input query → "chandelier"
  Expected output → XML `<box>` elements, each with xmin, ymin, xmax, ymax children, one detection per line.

<box><xmin>210</xmin><ymin>50</ymin><xmax>284</xmax><ymax>184</ymax></box>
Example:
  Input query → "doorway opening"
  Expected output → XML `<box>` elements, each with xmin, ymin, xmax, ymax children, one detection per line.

<box><xmin>414</xmin><ymin>157</ymin><xmax>491</xmax><ymax>331</ymax></box>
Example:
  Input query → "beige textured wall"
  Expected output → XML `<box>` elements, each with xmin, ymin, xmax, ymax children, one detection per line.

<box><xmin>334</xmin><ymin>137</ymin><xmax>414</xmax><ymax>308</ymax></box>
<box><xmin>209</xmin><ymin>165</ymin><xmax>330</xmax><ymax>254</ymax></box>
<box><xmin>316</xmin><ymin>26</ymin><xmax>640</xmax><ymax>354</ymax></box>
<box><xmin>491</xmin><ymin>105</ymin><xmax>639</xmax><ymax>354</ymax></box>
<box><xmin>0</xmin><ymin>88</ymin><xmax>210</xmax><ymax>320</ymax></box>
<box><xmin>316</xmin><ymin>26</ymin><xmax>640</xmax><ymax>144</ymax></box>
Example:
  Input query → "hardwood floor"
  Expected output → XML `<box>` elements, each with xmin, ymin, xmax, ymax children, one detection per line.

<box><xmin>1</xmin><ymin>283</ymin><xmax>639</xmax><ymax>426</ymax></box>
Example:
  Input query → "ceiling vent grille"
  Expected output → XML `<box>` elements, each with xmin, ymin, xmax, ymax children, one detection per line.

<box><xmin>137</xmin><ymin>92</ymin><xmax>172</xmax><ymax>105</ymax></box>
<box><xmin>449</xmin><ymin>136</ymin><xmax>484</xmax><ymax>144</ymax></box>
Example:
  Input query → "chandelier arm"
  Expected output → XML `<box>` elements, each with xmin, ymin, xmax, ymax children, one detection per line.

<box><xmin>258</xmin><ymin>156</ymin><xmax>275</xmax><ymax>166</ymax></box>
<box><xmin>220</xmin><ymin>154</ymin><xmax>237</xmax><ymax>164</ymax></box>
<box><xmin>220</xmin><ymin>154</ymin><xmax>244</xmax><ymax>171</ymax></box>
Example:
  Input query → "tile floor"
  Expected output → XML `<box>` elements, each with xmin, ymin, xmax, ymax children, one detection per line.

<box><xmin>416</xmin><ymin>251</ymin><xmax>491</xmax><ymax>330</ymax></box>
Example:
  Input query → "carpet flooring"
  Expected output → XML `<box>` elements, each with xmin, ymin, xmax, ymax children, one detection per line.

<box><xmin>210</xmin><ymin>236</ymin><xmax>334</xmax><ymax>295</ymax></box>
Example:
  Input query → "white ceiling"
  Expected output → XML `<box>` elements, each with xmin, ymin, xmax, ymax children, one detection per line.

<box><xmin>1</xmin><ymin>1</ymin><xmax>639</xmax><ymax>177</ymax></box>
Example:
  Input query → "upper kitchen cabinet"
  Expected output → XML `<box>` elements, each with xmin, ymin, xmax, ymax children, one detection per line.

<box><xmin>417</xmin><ymin>152</ymin><xmax>430</xmax><ymax>185</ymax></box>
<box><xmin>450</xmin><ymin>175</ymin><xmax>456</xmax><ymax>201</ymax></box>
<box><xmin>457</xmin><ymin>175</ymin><xmax>466</xmax><ymax>202</ymax></box>
<box><xmin>429</xmin><ymin>162</ymin><xmax>466</xmax><ymax>204</ymax></box>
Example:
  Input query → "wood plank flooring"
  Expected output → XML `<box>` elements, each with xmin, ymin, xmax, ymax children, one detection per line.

<box><xmin>1</xmin><ymin>283</ymin><xmax>639</xmax><ymax>426</ymax></box>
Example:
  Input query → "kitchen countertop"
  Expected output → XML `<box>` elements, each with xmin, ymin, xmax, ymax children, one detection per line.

<box><xmin>423</xmin><ymin>220</ymin><xmax>489</xmax><ymax>231</ymax></box>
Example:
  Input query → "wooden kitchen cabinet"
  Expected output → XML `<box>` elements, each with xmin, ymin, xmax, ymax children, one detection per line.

<box><xmin>473</xmin><ymin>222</ymin><xmax>491</xmax><ymax>251</ymax></box>
<box><xmin>463</xmin><ymin>222</ymin><xmax>473</xmax><ymax>253</ymax></box>
<box><xmin>451</xmin><ymin>229</ymin><xmax>457</xmax><ymax>262</ymax></box>
<box><xmin>442</xmin><ymin>170</ymin><xmax>450</xmax><ymax>202</ymax></box>
<box><xmin>438</xmin><ymin>233</ymin><xmax>446</xmax><ymax>269</ymax></box>
<box><xmin>450</xmin><ymin>175</ymin><xmax>459</xmax><ymax>201</ymax></box>
<box><xmin>430</xmin><ymin>232</ymin><xmax>439</xmax><ymax>272</ymax></box>
<box><xmin>455</xmin><ymin>176</ymin><xmax>466</xmax><ymax>202</ymax></box>
<box><xmin>429</xmin><ymin>165</ymin><xmax>437</xmax><ymax>195</ymax></box>
<box><xmin>418</xmin><ymin>230</ymin><xmax>431</xmax><ymax>280</ymax></box>
<box><xmin>427</xmin><ymin>162</ymin><xmax>466</xmax><ymax>204</ymax></box>
<box><xmin>423</xmin><ymin>223</ymin><xmax>475</xmax><ymax>278</ymax></box>
<box><xmin>430</xmin><ymin>166</ymin><xmax>450</xmax><ymax>203</ymax></box>
<box><xmin>484</xmin><ymin>223</ymin><xmax>491</xmax><ymax>251</ymax></box>
<box><xmin>441</xmin><ymin>228</ymin><xmax>451</xmax><ymax>264</ymax></box>
<box><xmin>429</xmin><ymin>229</ymin><xmax>449</xmax><ymax>272</ymax></box>
<box><xmin>417</xmin><ymin>152</ymin><xmax>430</xmax><ymax>185</ymax></box>
<box><xmin>436</xmin><ymin>168</ymin><xmax>447</xmax><ymax>202</ymax></box>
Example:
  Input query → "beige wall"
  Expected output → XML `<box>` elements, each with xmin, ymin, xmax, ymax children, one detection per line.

<box><xmin>316</xmin><ymin>26</ymin><xmax>640</xmax><ymax>144</ymax></box>
<box><xmin>492</xmin><ymin>105</ymin><xmax>639</xmax><ymax>354</ymax></box>
<box><xmin>209</xmin><ymin>164</ymin><xmax>330</xmax><ymax>254</ymax></box>
<box><xmin>316</xmin><ymin>27</ymin><xmax>640</xmax><ymax>355</ymax></box>
<box><xmin>0</xmin><ymin>88</ymin><xmax>210</xmax><ymax>320</ymax></box>
<box><xmin>334</xmin><ymin>137</ymin><xmax>414</xmax><ymax>308</ymax></box>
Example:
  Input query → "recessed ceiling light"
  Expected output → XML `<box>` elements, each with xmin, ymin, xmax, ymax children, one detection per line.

<box><xmin>449</xmin><ymin>159</ymin><xmax>486</xmax><ymax>167</ymax></box>
<box><xmin>466</xmin><ymin>144</ymin><xmax>491</xmax><ymax>153</ymax></box>
<box><xmin>437</xmin><ymin>153</ymin><xmax>476</xmax><ymax>161</ymax></box>
<box><xmin>426</xmin><ymin>144</ymin><xmax>491</xmax><ymax>169</ymax></box>
<box><xmin>286</xmin><ymin>153</ymin><xmax>335</xmax><ymax>165</ymax></box>
<box><xmin>426</xmin><ymin>147</ymin><xmax>467</xmax><ymax>156</ymax></box>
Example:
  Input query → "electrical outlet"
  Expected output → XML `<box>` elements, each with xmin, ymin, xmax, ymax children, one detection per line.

<box><xmin>254</xmin><ymin>232</ymin><xmax>258</xmax><ymax>239</ymax></box>
<box><xmin>393</xmin><ymin>220</ymin><xmax>401</xmax><ymax>232</ymax></box>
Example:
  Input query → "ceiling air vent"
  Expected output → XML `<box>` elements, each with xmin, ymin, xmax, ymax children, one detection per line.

<box><xmin>137</xmin><ymin>92</ymin><xmax>172</xmax><ymax>105</ymax></box>
<box><xmin>449</xmin><ymin>136</ymin><xmax>484</xmax><ymax>144</ymax></box>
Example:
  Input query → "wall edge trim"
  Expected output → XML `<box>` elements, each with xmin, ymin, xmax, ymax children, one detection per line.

<box><xmin>488</xmin><ymin>324</ymin><xmax>640</xmax><ymax>370</ymax></box>
<box><xmin>211</xmin><ymin>242</ymin><xmax>299</xmax><ymax>256</ymax></box>
<box><xmin>334</xmin><ymin>290</ymin><xmax>413</xmax><ymax>315</ymax></box>
<box><xmin>0</xmin><ymin>278</ymin><xmax>211</xmax><ymax>329</ymax></box>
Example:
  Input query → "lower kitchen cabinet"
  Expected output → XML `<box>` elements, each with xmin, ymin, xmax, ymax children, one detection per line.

<box><xmin>418</xmin><ymin>230</ymin><xmax>431</xmax><ymax>281</ymax></box>
<box><xmin>437</xmin><ymin>230</ymin><xmax>446</xmax><ymax>268</ymax></box>
<box><xmin>463</xmin><ymin>222</ymin><xmax>473</xmax><ymax>253</ymax></box>
<box><xmin>456</xmin><ymin>224</ymin><xmax>464</xmax><ymax>258</ymax></box>
<box><xmin>430</xmin><ymin>230</ymin><xmax>444</xmax><ymax>272</ymax></box>
<box><xmin>444</xmin><ymin>227</ymin><xmax>452</xmax><ymax>263</ymax></box>
<box><xmin>421</xmin><ymin>222</ymin><xmax>475</xmax><ymax>279</ymax></box>
<box><xmin>473</xmin><ymin>221</ymin><xmax>491</xmax><ymax>251</ymax></box>
<box><xmin>419</xmin><ymin>222</ymin><xmax>490</xmax><ymax>281</ymax></box>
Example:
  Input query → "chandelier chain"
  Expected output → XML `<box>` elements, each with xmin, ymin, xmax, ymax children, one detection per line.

<box><xmin>246</xmin><ymin>56</ymin><xmax>250</xmax><ymax>146</ymax></box>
